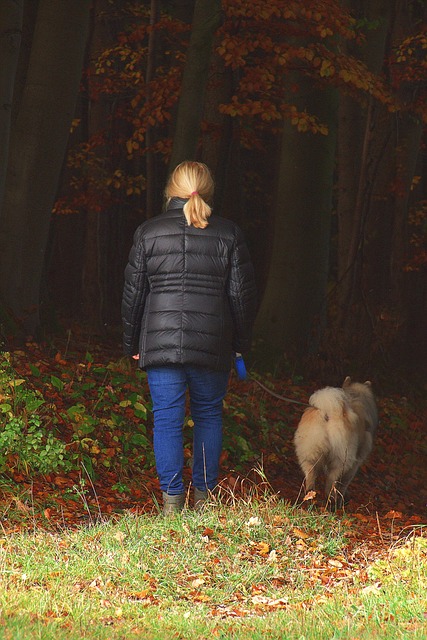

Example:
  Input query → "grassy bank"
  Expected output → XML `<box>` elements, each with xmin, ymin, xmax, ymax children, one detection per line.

<box><xmin>0</xmin><ymin>496</ymin><xmax>425</xmax><ymax>639</ymax></box>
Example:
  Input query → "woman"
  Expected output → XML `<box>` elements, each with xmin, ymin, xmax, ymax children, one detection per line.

<box><xmin>122</xmin><ymin>161</ymin><xmax>257</xmax><ymax>514</ymax></box>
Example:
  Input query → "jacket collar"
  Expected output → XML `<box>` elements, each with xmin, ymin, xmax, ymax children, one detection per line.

<box><xmin>167</xmin><ymin>197</ymin><xmax>188</xmax><ymax>211</ymax></box>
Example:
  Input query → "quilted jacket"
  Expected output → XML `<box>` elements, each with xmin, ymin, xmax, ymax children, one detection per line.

<box><xmin>121</xmin><ymin>198</ymin><xmax>257</xmax><ymax>371</ymax></box>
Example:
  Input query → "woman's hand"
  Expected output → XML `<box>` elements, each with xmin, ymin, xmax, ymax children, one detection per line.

<box><xmin>132</xmin><ymin>354</ymin><xmax>139</xmax><ymax>360</ymax></box>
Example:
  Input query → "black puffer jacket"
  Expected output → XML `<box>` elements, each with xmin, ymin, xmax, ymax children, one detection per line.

<box><xmin>122</xmin><ymin>198</ymin><xmax>257</xmax><ymax>371</ymax></box>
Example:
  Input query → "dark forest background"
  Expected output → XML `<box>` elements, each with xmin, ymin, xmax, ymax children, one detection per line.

<box><xmin>0</xmin><ymin>0</ymin><xmax>426</xmax><ymax>387</ymax></box>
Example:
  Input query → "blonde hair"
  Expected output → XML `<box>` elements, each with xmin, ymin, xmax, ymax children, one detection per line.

<box><xmin>165</xmin><ymin>161</ymin><xmax>214</xmax><ymax>229</ymax></box>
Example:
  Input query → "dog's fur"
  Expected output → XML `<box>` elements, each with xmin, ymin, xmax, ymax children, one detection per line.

<box><xmin>293</xmin><ymin>377</ymin><xmax>378</xmax><ymax>508</ymax></box>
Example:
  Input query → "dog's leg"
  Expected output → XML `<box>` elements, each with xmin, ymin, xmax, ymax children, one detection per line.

<box><xmin>324</xmin><ymin>465</ymin><xmax>346</xmax><ymax>510</ymax></box>
<box><xmin>356</xmin><ymin>432</ymin><xmax>373</xmax><ymax>464</ymax></box>
<box><xmin>335</xmin><ymin>462</ymin><xmax>360</xmax><ymax>506</ymax></box>
<box><xmin>300</xmin><ymin>459</ymin><xmax>319</xmax><ymax>495</ymax></box>
<box><xmin>304</xmin><ymin>467</ymin><xmax>317</xmax><ymax>493</ymax></box>
<box><xmin>325</xmin><ymin>460</ymin><xmax>360</xmax><ymax>509</ymax></box>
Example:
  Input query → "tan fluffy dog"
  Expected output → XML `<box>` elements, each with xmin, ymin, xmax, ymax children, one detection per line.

<box><xmin>293</xmin><ymin>377</ymin><xmax>378</xmax><ymax>508</ymax></box>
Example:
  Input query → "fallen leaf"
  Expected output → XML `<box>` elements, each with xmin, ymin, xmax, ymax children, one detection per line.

<box><xmin>114</xmin><ymin>531</ymin><xmax>126</xmax><ymax>543</ymax></box>
<box><xmin>293</xmin><ymin>527</ymin><xmax>309</xmax><ymax>539</ymax></box>
<box><xmin>267</xmin><ymin>549</ymin><xmax>278</xmax><ymax>563</ymax></box>
<box><xmin>303</xmin><ymin>490</ymin><xmax>317</xmax><ymax>502</ymax></box>
<box><xmin>191</xmin><ymin>577</ymin><xmax>205</xmax><ymax>588</ymax></box>
<box><xmin>256</xmin><ymin>542</ymin><xmax>270</xmax><ymax>556</ymax></box>
<box><xmin>190</xmin><ymin>592</ymin><xmax>211</xmax><ymax>602</ymax></box>
<box><xmin>384</xmin><ymin>510</ymin><xmax>403</xmax><ymax>520</ymax></box>
<box><xmin>328</xmin><ymin>559</ymin><xmax>343</xmax><ymax>568</ymax></box>
<box><xmin>8</xmin><ymin>379</ymin><xmax>26</xmax><ymax>387</ymax></box>
<box><xmin>14</xmin><ymin>499</ymin><xmax>31</xmax><ymax>513</ymax></box>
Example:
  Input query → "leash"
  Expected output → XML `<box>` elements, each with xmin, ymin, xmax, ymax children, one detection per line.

<box><xmin>234</xmin><ymin>353</ymin><xmax>309</xmax><ymax>408</ymax></box>
<box><xmin>250</xmin><ymin>377</ymin><xmax>310</xmax><ymax>407</ymax></box>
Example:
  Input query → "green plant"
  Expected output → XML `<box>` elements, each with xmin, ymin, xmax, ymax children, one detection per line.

<box><xmin>0</xmin><ymin>415</ymin><xmax>72</xmax><ymax>475</ymax></box>
<box><xmin>111</xmin><ymin>482</ymin><xmax>131</xmax><ymax>494</ymax></box>
<box><xmin>0</xmin><ymin>353</ymin><xmax>74</xmax><ymax>476</ymax></box>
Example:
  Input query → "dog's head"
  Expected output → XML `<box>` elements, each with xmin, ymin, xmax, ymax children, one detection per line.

<box><xmin>343</xmin><ymin>376</ymin><xmax>372</xmax><ymax>389</ymax></box>
<box><xmin>342</xmin><ymin>376</ymin><xmax>378</xmax><ymax>431</ymax></box>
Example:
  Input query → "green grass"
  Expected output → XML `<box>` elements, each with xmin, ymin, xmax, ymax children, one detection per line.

<box><xmin>0</xmin><ymin>495</ymin><xmax>425</xmax><ymax>639</ymax></box>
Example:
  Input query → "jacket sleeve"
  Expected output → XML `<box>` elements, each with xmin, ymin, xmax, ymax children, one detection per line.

<box><xmin>226</xmin><ymin>224</ymin><xmax>257</xmax><ymax>354</ymax></box>
<box><xmin>121</xmin><ymin>225</ymin><xmax>149</xmax><ymax>356</ymax></box>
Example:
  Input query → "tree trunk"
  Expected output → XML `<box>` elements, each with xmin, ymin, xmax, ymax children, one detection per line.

<box><xmin>199</xmin><ymin>46</ymin><xmax>234</xmax><ymax>213</ymax></box>
<box><xmin>168</xmin><ymin>0</ymin><xmax>221</xmax><ymax>171</ymax></box>
<box><xmin>387</xmin><ymin>0</ymin><xmax>426</xmax><ymax>364</ymax></box>
<box><xmin>335</xmin><ymin>0</ymin><xmax>426</xmax><ymax>368</ymax></box>
<box><xmin>254</xmin><ymin>83</ymin><xmax>338</xmax><ymax>367</ymax></box>
<box><xmin>0</xmin><ymin>0</ymin><xmax>90</xmax><ymax>336</ymax></box>
<box><xmin>145</xmin><ymin>0</ymin><xmax>160</xmax><ymax>218</ymax></box>
<box><xmin>0</xmin><ymin>0</ymin><xmax>23</xmax><ymax>208</ymax></box>
<box><xmin>335</xmin><ymin>0</ymin><xmax>391</xmax><ymax>326</ymax></box>
<box><xmin>81</xmin><ymin>0</ymin><xmax>114</xmax><ymax>327</ymax></box>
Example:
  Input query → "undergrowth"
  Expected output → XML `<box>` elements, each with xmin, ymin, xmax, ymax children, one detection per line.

<box><xmin>0</xmin><ymin>353</ymin><xmax>71</xmax><ymax>475</ymax></box>
<box><xmin>0</xmin><ymin>349</ymin><xmax>291</xmax><ymax>482</ymax></box>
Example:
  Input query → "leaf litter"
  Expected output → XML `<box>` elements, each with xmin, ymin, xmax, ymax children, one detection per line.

<box><xmin>0</xmin><ymin>329</ymin><xmax>426</xmax><ymax>618</ymax></box>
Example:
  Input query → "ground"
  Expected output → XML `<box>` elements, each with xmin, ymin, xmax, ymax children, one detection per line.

<box><xmin>1</xmin><ymin>327</ymin><xmax>426</xmax><ymax>551</ymax></box>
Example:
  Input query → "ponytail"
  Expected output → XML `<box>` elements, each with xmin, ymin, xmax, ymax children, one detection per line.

<box><xmin>165</xmin><ymin>161</ymin><xmax>214</xmax><ymax>229</ymax></box>
<box><xmin>183</xmin><ymin>191</ymin><xmax>211</xmax><ymax>229</ymax></box>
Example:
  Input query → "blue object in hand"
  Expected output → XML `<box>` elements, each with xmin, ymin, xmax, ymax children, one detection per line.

<box><xmin>234</xmin><ymin>353</ymin><xmax>247</xmax><ymax>381</ymax></box>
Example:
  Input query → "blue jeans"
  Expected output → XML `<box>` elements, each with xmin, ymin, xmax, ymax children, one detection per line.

<box><xmin>146</xmin><ymin>365</ymin><xmax>229</xmax><ymax>495</ymax></box>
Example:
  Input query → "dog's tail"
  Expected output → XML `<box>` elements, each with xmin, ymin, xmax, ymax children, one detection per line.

<box><xmin>308</xmin><ymin>387</ymin><xmax>348</xmax><ymax>420</ymax></box>
<box><xmin>308</xmin><ymin>386</ymin><xmax>359</xmax><ymax>466</ymax></box>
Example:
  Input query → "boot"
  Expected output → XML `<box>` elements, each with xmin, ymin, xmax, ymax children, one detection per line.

<box><xmin>162</xmin><ymin>492</ymin><xmax>185</xmax><ymax>515</ymax></box>
<box><xmin>194</xmin><ymin>487</ymin><xmax>208</xmax><ymax>511</ymax></box>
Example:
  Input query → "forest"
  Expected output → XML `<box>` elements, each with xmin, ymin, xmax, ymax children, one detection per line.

<box><xmin>0</xmin><ymin>4</ymin><xmax>425</xmax><ymax>637</ymax></box>
<box><xmin>0</xmin><ymin>0</ymin><xmax>426</xmax><ymax>385</ymax></box>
